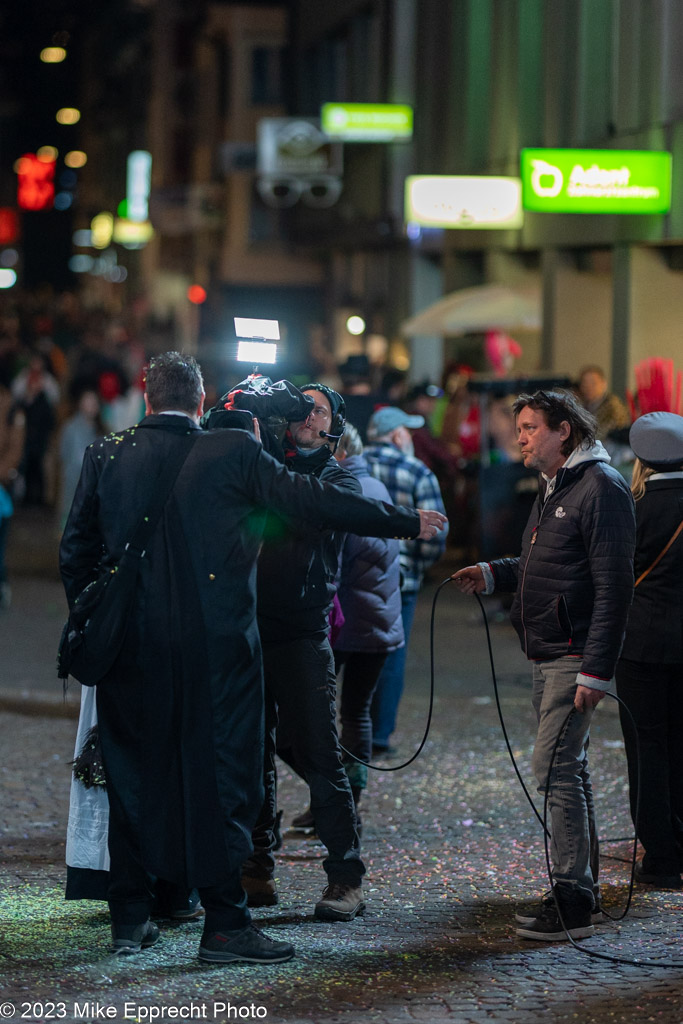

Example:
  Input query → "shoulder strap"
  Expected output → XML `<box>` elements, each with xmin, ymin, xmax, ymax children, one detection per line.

<box><xmin>634</xmin><ymin>519</ymin><xmax>683</xmax><ymax>587</ymax></box>
<box><xmin>124</xmin><ymin>433</ymin><xmax>195</xmax><ymax>558</ymax></box>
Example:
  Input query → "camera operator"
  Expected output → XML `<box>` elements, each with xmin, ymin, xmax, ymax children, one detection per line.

<box><xmin>242</xmin><ymin>384</ymin><xmax>382</xmax><ymax>921</ymax></box>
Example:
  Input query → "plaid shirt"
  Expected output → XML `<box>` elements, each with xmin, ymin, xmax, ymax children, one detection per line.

<box><xmin>363</xmin><ymin>443</ymin><xmax>448</xmax><ymax>592</ymax></box>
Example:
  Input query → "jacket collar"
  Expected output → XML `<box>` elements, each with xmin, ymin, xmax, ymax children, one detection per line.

<box><xmin>542</xmin><ymin>440</ymin><xmax>611</xmax><ymax>500</ymax></box>
<box><xmin>136</xmin><ymin>413</ymin><xmax>202</xmax><ymax>433</ymax></box>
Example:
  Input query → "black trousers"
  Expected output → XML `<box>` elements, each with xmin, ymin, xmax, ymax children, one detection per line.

<box><xmin>105</xmin><ymin>783</ymin><xmax>249</xmax><ymax>932</ymax></box>
<box><xmin>335</xmin><ymin>650</ymin><xmax>388</xmax><ymax>788</ymax></box>
<box><xmin>615</xmin><ymin>658</ymin><xmax>683</xmax><ymax>875</ymax></box>
<box><xmin>98</xmin><ymin>711</ymin><xmax>250</xmax><ymax>934</ymax></box>
<box><xmin>245</xmin><ymin>634</ymin><xmax>364</xmax><ymax>887</ymax></box>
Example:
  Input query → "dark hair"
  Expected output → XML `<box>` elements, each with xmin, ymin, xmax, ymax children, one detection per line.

<box><xmin>513</xmin><ymin>389</ymin><xmax>597</xmax><ymax>457</ymax></box>
<box><xmin>145</xmin><ymin>352</ymin><xmax>204</xmax><ymax>415</ymax></box>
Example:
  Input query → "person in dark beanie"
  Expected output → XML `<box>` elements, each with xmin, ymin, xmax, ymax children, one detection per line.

<box><xmin>288</xmin><ymin>421</ymin><xmax>405</xmax><ymax>831</ymax></box>
<box><xmin>616</xmin><ymin>411</ymin><xmax>683</xmax><ymax>889</ymax></box>
<box><xmin>244</xmin><ymin>385</ymin><xmax>371</xmax><ymax>921</ymax></box>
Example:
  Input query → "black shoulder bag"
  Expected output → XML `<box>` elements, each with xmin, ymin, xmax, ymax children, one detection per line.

<box><xmin>58</xmin><ymin>434</ymin><xmax>195</xmax><ymax>687</ymax></box>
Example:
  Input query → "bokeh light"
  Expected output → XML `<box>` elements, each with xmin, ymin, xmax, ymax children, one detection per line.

<box><xmin>68</xmin><ymin>255</ymin><xmax>94</xmax><ymax>273</ymax></box>
<box><xmin>0</xmin><ymin>249</ymin><xmax>19</xmax><ymax>268</ymax></box>
<box><xmin>0</xmin><ymin>269</ymin><xmax>17</xmax><ymax>289</ymax></box>
<box><xmin>187</xmin><ymin>285</ymin><xmax>207</xmax><ymax>304</ymax></box>
<box><xmin>91</xmin><ymin>212</ymin><xmax>114</xmax><ymax>249</ymax></box>
<box><xmin>65</xmin><ymin>151</ymin><xmax>87</xmax><ymax>168</ymax></box>
<box><xmin>40</xmin><ymin>47</ymin><xmax>66</xmax><ymax>63</ymax></box>
<box><xmin>346</xmin><ymin>315</ymin><xmax>366</xmax><ymax>336</ymax></box>
<box><xmin>56</xmin><ymin>108</ymin><xmax>81</xmax><ymax>125</ymax></box>
<box><xmin>37</xmin><ymin>146</ymin><xmax>58</xmax><ymax>162</ymax></box>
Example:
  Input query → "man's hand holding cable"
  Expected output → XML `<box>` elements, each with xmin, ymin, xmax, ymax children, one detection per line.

<box><xmin>451</xmin><ymin>565</ymin><xmax>486</xmax><ymax>594</ymax></box>
<box><xmin>417</xmin><ymin>509</ymin><xmax>448</xmax><ymax>540</ymax></box>
<box><xmin>574</xmin><ymin>684</ymin><xmax>606</xmax><ymax>712</ymax></box>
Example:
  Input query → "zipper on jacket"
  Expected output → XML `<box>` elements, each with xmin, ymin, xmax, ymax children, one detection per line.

<box><xmin>519</xmin><ymin>525</ymin><xmax>538</xmax><ymax>656</ymax></box>
<box><xmin>519</xmin><ymin>476</ymin><xmax>571</xmax><ymax>655</ymax></box>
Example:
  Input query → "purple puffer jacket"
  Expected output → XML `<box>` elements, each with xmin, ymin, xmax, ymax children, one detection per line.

<box><xmin>333</xmin><ymin>454</ymin><xmax>405</xmax><ymax>653</ymax></box>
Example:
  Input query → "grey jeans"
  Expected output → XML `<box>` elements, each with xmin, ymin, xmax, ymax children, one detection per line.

<box><xmin>531</xmin><ymin>657</ymin><xmax>600</xmax><ymax>905</ymax></box>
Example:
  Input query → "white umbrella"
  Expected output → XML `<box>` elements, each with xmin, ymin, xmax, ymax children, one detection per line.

<box><xmin>401</xmin><ymin>283</ymin><xmax>541</xmax><ymax>336</ymax></box>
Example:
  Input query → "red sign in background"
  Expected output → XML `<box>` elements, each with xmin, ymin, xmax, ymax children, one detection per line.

<box><xmin>16</xmin><ymin>154</ymin><xmax>56</xmax><ymax>211</ymax></box>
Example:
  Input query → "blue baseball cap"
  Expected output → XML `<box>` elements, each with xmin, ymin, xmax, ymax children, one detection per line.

<box><xmin>366</xmin><ymin>406</ymin><xmax>425</xmax><ymax>440</ymax></box>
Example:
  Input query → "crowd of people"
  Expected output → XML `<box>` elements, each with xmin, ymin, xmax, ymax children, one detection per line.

<box><xmin>3</xmin><ymin>290</ymin><xmax>681</xmax><ymax>963</ymax></box>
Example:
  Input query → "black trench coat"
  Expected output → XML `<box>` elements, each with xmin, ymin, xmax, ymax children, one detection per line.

<box><xmin>60</xmin><ymin>414</ymin><xmax>420</xmax><ymax>887</ymax></box>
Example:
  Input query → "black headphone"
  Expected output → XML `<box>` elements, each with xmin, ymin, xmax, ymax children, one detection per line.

<box><xmin>300</xmin><ymin>383</ymin><xmax>346</xmax><ymax>442</ymax></box>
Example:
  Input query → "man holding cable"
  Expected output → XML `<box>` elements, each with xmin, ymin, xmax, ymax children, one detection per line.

<box><xmin>453</xmin><ymin>389</ymin><xmax>635</xmax><ymax>941</ymax></box>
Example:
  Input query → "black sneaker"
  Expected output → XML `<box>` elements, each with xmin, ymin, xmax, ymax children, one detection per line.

<box><xmin>110</xmin><ymin>919</ymin><xmax>160</xmax><ymax>954</ymax></box>
<box><xmin>515</xmin><ymin>887</ymin><xmax>595</xmax><ymax>941</ymax></box>
<box><xmin>515</xmin><ymin>889</ymin><xmax>604</xmax><ymax>927</ymax></box>
<box><xmin>198</xmin><ymin>924</ymin><xmax>294</xmax><ymax>964</ymax></box>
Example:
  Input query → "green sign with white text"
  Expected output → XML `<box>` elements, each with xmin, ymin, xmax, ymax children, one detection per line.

<box><xmin>321</xmin><ymin>103</ymin><xmax>413</xmax><ymax>142</ymax></box>
<box><xmin>521</xmin><ymin>149</ymin><xmax>672</xmax><ymax>214</ymax></box>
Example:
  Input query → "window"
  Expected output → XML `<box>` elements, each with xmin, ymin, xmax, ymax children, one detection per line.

<box><xmin>252</xmin><ymin>46</ymin><xmax>284</xmax><ymax>105</ymax></box>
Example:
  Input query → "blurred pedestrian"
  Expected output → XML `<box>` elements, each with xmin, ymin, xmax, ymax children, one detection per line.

<box><xmin>405</xmin><ymin>381</ymin><xmax>459</xmax><ymax>478</ymax></box>
<box><xmin>577</xmin><ymin>365</ymin><xmax>629</xmax><ymax>441</ymax></box>
<box><xmin>11</xmin><ymin>352</ymin><xmax>59</xmax><ymax>505</ymax></box>
<box><xmin>338</xmin><ymin>354</ymin><xmax>381</xmax><ymax>443</ymax></box>
<box><xmin>432</xmin><ymin>362</ymin><xmax>480</xmax><ymax>461</ymax></box>
<box><xmin>58</xmin><ymin>387</ymin><xmax>105</xmax><ymax>529</ymax></box>
<box><xmin>364</xmin><ymin>406</ymin><xmax>448</xmax><ymax>754</ymax></box>
<box><xmin>0</xmin><ymin>383</ymin><xmax>25</xmax><ymax>608</ymax></box>
<box><xmin>616</xmin><ymin>412</ymin><xmax>683</xmax><ymax>889</ymax></box>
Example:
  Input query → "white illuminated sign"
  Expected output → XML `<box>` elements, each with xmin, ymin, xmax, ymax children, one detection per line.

<box><xmin>405</xmin><ymin>176</ymin><xmax>524</xmax><ymax>230</ymax></box>
<box><xmin>127</xmin><ymin>150</ymin><xmax>152</xmax><ymax>222</ymax></box>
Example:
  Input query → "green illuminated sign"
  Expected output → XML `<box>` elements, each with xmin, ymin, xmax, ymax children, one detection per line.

<box><xmin>521</xmin><ymin>149</ymin><xmax>672</xmax><ymax>214</ymax></box>
<box><xmin>321</xmin><ymin>103</ymin><xmax>413</xmax><ymax>142</ymax></box>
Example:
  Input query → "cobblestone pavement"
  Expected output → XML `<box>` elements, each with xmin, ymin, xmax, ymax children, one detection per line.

<box><xmin>1</xmin><ymin>572</ymin><xmax>682</xmax><ymax>1024</ymax></box>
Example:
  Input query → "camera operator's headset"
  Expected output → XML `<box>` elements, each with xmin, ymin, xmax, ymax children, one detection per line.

<box><xmin>299</xmin><ymin>382</ymin><xmax>346</xmax><ymax>451</ymax></box>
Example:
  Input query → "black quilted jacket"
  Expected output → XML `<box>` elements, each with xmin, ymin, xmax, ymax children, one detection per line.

<box><xmin>489</xmin><ymin>450</ymin><xmax>635</xmax><ymax>681</ymax></box>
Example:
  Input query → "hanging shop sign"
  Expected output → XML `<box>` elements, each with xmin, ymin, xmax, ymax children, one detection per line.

<box><xmin>257</xmin><ymin>118</ymin><xmax>343</xmax><ymax>208</ymax></box>
<box><xmin>520</xmin><ymin>148</ymin><xmax>672</xmax><ymax>214</ymax></box>
<box><xmin>405</xmin><ymin>176</ymin><xmax>523</xmax><ymax>229</ymax></box>
<box><xmin>321</xmin><ymin>103</ymin><xmax>413</xmax><ymax>142</ymax></box>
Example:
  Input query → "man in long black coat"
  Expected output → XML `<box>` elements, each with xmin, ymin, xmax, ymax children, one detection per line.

<box><xmin>60</xmin><ymin>352</ymin><xmax>446</xmax><ymax>964</ymax></box>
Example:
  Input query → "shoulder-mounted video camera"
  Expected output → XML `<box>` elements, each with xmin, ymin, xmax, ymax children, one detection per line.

<box><xmin>201</xmin><ymin>375</ymin><xmax>315</xmax><ymax>460</ymax></box>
